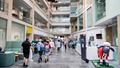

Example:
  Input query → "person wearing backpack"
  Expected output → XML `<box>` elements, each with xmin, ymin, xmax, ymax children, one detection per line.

<box><xmin>44</xmin><ymin>40</ymin><xmax>51</xmax><ymax>63</ymax></box>
<box><xmin>97</xmin><ymin>42</ymin><xmax>114</xmax><ymax>66</ymax></box>
<box><xmin>37</xmin><ymin>39</ymin><xmax>44</xmax><ymax>63</ymax></box>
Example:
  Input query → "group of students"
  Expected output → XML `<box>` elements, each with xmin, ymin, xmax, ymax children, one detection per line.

<box><xmin>21</xmin><ymin>38</ymin><xmax>55</xmax><ymax>67</ymax></box>
<box><xmin>36</xmin><ymin>39</ymin><xmax>54</xmax><ymax>63</ymax></box>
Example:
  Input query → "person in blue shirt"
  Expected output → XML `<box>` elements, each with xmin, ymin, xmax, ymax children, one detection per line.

<box><xmin>36</xmin><ymin>39</ymin><xmax>44</xmax><ymax>63</ymax></box>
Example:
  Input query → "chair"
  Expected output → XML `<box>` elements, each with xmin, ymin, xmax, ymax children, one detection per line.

<box><xmin>0</xmin><ymin>52</ymin><xmax>15</xmax><ymax>67</ymax></box>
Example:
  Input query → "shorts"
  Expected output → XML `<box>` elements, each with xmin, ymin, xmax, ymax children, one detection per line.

<box><xmin>23</xmin><ymin>53</ymin><xmax>29</xmax><ymax>58</ymax></box>
<box><xmin>39</xmin><ymin>51</ymin><xmax>43</xmax><ymax>56</ymax></box>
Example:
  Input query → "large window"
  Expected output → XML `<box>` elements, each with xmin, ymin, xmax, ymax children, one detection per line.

<box><xmin>87</xmin><ymin>8</ymin><xmax>93</xmax><ymax>28</ymax></box>
<box><xmin>78</xmin><ymin>14</ymin><xmax>83</xmax><ymax>30</ymax></box>
<box><xmin>12</xmin><ymin>22</ymin><xmax>25</xmax><ymax>41</ymax></box>
<box><xmin>0</xmin><ymin>17</ymin><xmax>7</xmax><ymax>50</ymax></box>
<box><xmin>95</xmin><ymin>0</ymin><xmax>106</xmax><ymax>21</ymax></box>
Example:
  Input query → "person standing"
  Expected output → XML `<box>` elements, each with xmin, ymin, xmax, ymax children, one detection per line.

<box><xmin>22</xmin><ymin>38</ymin><xmax>31</xmax><ymax>67</ymax></box>
<box><xmin>64</xmin><ymin>38</ymin><xmax>68</xmax><ymax>52</ymax></box>
<box><xmin>0</xmin><ymin>47</ymin><xmax>2</xmax><ymax>52</ymax></box>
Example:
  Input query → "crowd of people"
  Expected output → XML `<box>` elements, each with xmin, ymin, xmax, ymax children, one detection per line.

<box><xmin>21</xmin><ymin>37</ymin><xmax>68</xmax><ymax>67</ymax></box>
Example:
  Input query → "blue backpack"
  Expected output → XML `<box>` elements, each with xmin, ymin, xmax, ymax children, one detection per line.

<box><xmin>40</xmin><ymin>44</ymin><xmax>44</xmax><ymax>51</ymax></box>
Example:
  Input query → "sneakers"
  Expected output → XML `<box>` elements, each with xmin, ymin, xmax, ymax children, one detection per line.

<box><xmin>23</xmin><ymin>63</ymin><xmax>28</xmax><ymax>67</ymax></box>
<box><xmin>23</xmin><ymin>63</ymin><xmax>25</xmax><ymax>67</ymax></box>
<box><xmin>38</xmin><ymin>57</ymin><xmax>42</xmax><ymax>63</ymax></box>
<box><xmin>45</xmin><ymin>58</ymin><xmax>49</xmax><ymax>63</ymax></box>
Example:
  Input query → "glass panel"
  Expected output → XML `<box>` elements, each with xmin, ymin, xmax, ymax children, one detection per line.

<box><xmin>87</xmin><ymin>8</ymin><xmax>93</xmax><ymax>28</ymax></box>
<box><xmin>95</xmin><ymin>0</ymin><xmax>106</xmax><ymax>21</ymax></box>
<box><xmin>0</xmin><ymin>17</ymin><xmax>7</xmax><ymax>29</ymax></box>
<box><xmin>12</xmin><ymin>22</ymin><xmax>25</xmax><ymax>41</ymax></box>
<box><xmin>112</xmin><ymin>22</ymin><xmax>118</xmax><ymax>46</ymax></box>
<box><xmin>0</xmin><ymin>29</ymin><xmax>6</xmax><ymax>50</ymax></box>
<box><xmin>79</xmin><ymin>14</ymin><xmax>83</xmax><ymax>30</ymax></box>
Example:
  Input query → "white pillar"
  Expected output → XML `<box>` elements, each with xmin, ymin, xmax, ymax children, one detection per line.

<box><xmin>117</xmin><ymin>15</ymin><xmax>120</xmax><ymax>64</ymax></box>
<box><xmin>6</xmin><ymin>0</ymin><xmax>13</xmax><ymax>41</ymax></box>
<box><xmin>77</xmin><ymin>17</ymin><xmax>79</xmax><ymax>41</ymax></box>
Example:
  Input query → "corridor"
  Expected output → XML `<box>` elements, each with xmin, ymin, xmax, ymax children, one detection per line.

<box><xmin>3</xmin><ymin>48</ymin><xmax>95</xmax><ymax>68</ymax></box>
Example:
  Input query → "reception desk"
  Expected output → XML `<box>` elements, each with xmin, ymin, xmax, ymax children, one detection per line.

<box><xmin>0</xmin><ymin>52</ymin><xmax>15</xmax><ymax>67</ymax></box>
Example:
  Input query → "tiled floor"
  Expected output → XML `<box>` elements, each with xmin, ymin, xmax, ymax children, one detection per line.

<box><xmin>1</xmin><ymin>47</ymin><xmax>95</xmax><ymax>68</ymax></box>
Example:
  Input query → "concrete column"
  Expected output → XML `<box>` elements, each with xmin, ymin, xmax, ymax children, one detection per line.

<box><xmin>6</xmin><ymin>0</ymin><xmax>13</xmax><ymax>41</ymax></box>
<box><xmin>30</xmin><ymin>7</ymin><xmax>35</xmax><ymax>41</ymax></box>
<box><xmin>117</xmin><ymin>15</ymin><xmax>120</xmax><ymax>64</ymax></box>
<box><xmin>47</xmin><ymin>23</ymin><xmax>50</xmax><ymax>30</ymax></box>
<box><xmin>77</xmin><ymin>17</ymin><xmax>79</xmax><ymax>41</ymax></box>
<box><xmin>83</xmin><ymin>0</ymin><xmax>86</xmax><ymax>31</ymax></box>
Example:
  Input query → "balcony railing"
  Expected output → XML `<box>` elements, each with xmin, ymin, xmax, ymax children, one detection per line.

<box><xmin>53</xmin><ymin>9</ymin><xmax>70</xmax><ymax>12</ymax></box>
<box><xmin>52</xmin><ymin>29</ymin><xmax>71</xmax><ymax>34</ymax></box>
<box><xmin>34</xmin><ymin>1</ymin><xmax>49</xmax><ymax>19</ymax></box>
<box><xmin>23</xmin><ymin>17</ymin><xmax>32</xmax><ymax>25</ymax></box>
<box><xmin>12</xmin><ymin>8</ymin><xmax>32</xmax><ymax>25</ymax></box>
<box><xmin>52</xmin><ymin>19</ymin><xmax>70</xmax><ymax>23</ymax></box>
<box><xmin>0</xmin><ymin>0</ymin><xmax>8</xmax><ymax>13</ymax></box>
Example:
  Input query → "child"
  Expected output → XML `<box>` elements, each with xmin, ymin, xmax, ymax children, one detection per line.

<box><xmin>44</xmin><ymin>41</ymin><xmax>51</xmax><ymax>63</ymax></box>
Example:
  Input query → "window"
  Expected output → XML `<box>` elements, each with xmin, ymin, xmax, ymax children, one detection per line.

<box><xmin>79</xmin><ymin>14</ymin><xmax>83</xmax><ymax>30</ymax></box>
<box><xmin>0</xmin><ymin>0</ymin><xmax>4</xmax><ymax>11</ymax></box>
<box><xmin>96</xmin><ymin>34</ymin><xmax>102</xmax><ymax>39</ymax></box>
<box><xmin>95</xmin><ymin>0</ymin><xmax>106</xmax><ymax>21</ymax></box>
<box><xmin>87</xmin><ymin>8</ymin><xmax>93</xmax><ymax>28</ymax></box>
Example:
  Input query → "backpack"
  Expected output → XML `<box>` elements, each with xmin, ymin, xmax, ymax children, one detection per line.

<box><xmin>102</xmin><ymin>46</ymin><xmax>110</xmax><ymax>54</ymax></box>
<box><xmin>44</xmin><ymin>43</ymin><xmax>51</xmax><ymax>52</ymax></box>
<box><xmin>40</xmin><ymin>44</ymin><xmax>44</xmax><ymax>51</ymax></box>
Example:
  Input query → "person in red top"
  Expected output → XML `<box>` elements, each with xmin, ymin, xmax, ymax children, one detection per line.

<box><xmin>44</xmin><ymin>40</ymin><xmax>51</xmax><ymax>63</ymax></box>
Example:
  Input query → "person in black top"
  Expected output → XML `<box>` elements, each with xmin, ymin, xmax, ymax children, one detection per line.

<box><xmin>22</xmin><ymin>38</ymin><xmax>31</xmax><ymax>67</ymax></box>
<box><xmin>0</xmin><ymin>47</ymin><xmax>2</xmax><ymax>52</ymax></box>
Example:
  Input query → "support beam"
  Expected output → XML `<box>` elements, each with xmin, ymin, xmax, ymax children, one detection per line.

<box><xmin>117</xmin><ymin>15</ymin><xmax>120</xmax><ymax>64</ymax></box>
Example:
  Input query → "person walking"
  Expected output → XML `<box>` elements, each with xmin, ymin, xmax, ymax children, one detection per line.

<box><xmin>22</xmin><ymin>38</ymin><xmax>31</xmax><ymax>67</ymax></box>
<box><xmin>36</xmin><ymin>39</ymin><xmax>44</xmax><ymax>63</ymax></box>
<box><xmin>29</xmin><ymin>45</ymin><xmax>34</xmax><ymax>62</ymax></box>
<box><xmin>56</xmin><ymin>40</ymin><xmax>61</xmax><ymax>52</ymax></box>
<box><xmin>44</xmin><ymin>40</ymin><xmax>51</xmax><ymax>63</ymax></box>
<box><xmin>49</xmin><ymin>39</ymin><xmax>55</xmax><ymax>54</ymax></box>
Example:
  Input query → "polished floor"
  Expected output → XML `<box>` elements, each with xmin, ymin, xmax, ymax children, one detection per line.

<box><xmin>1</xmin><ymin>47</ymin><xmax>95</xmax><ymax>68</ymax></box>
